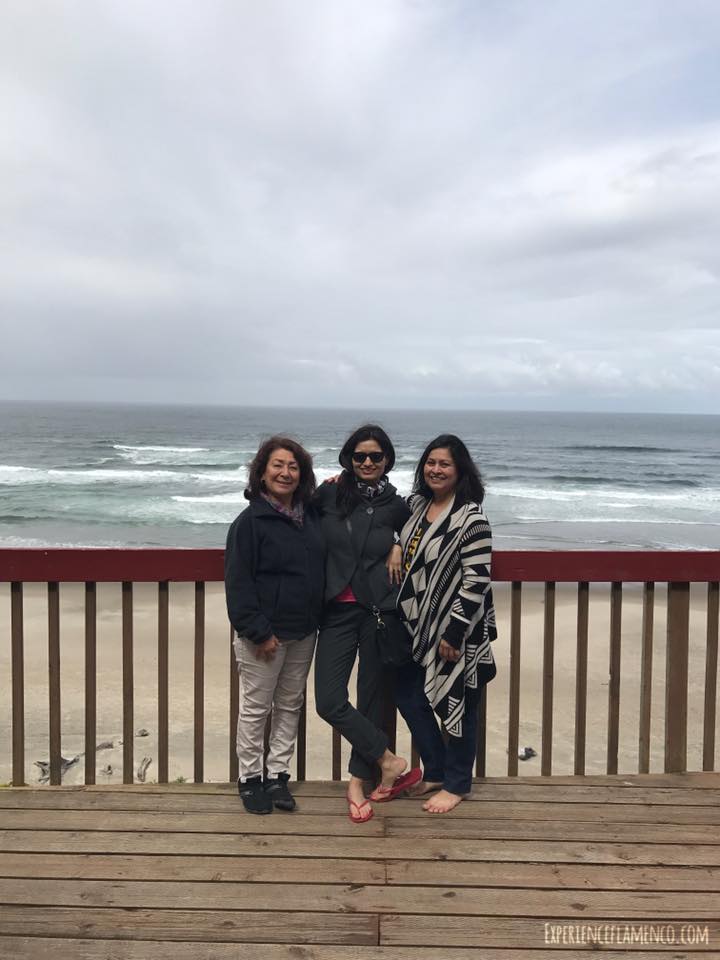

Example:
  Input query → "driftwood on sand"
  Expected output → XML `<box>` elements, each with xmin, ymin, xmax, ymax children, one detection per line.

<box><xmin>34</xmin><ymin>730</ymin><xmax>154</xmax><ymax>784</ymax></box>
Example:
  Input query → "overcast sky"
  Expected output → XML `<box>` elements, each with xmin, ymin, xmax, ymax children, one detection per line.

<box><xmin>2</xmin><ymin>1</ymin><xmax>719</xmax><ymax>413</ymax></box>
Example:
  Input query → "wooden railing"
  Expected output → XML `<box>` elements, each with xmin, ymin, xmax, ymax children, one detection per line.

<box><xmin>2</xmin><ymin>549</ymin><xmax>718</xmax><ymax>786</ymax></box>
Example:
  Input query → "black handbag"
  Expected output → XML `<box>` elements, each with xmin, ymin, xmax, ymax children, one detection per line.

<box><xmin>370</xmin><ymin>605</ymin><xmax>412</xmax><ymax>667</ymax></box>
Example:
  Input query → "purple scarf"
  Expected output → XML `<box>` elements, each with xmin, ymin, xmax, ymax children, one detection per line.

<box><xmin>261</xmin><ymin>493</ymin><xmax>304</xmax><ymax>528</ymax></box>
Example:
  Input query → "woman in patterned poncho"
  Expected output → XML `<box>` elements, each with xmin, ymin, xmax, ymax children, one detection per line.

<box><xmin>394</xmin><ymin>434</ymin><xmax>497</xmax><ymax>813</ymax></box>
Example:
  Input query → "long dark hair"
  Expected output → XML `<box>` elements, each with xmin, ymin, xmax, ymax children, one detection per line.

<box><xmin>413</xmin><ymin>434</ymin><xmax>485</xmax><ymax>505</ymax></box>
<box><xmin>336</xmin><ymin>423</ymin><xmax>396</xmax><ymax>517</ymax></box>
<box><xmin>245</xmin><ymin>436</ymin><xmax>316</xmax><ymax>504</ymax></box>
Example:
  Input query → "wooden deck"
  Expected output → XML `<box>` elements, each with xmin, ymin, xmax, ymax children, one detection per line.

<box><xmin>1</xmin><ymin>774</ymin><xmax>719</xmax><ymax>958</ymax></box>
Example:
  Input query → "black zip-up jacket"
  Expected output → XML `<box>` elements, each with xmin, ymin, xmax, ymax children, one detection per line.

<box><xmin>224</xmin><ymin>499</ymin><xmax>325</xmax><ymax>644</ymax></box>
<box><xmin>314</xmin><ymin>480</ymin><xmax>410</xmax><ymax>611</ymax></box>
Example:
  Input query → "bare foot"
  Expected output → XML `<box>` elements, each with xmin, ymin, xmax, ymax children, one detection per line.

<box><xmin>378</xmin><ymin>750</ymin><xmax>407</xmax><ymax>789</ymax></box>
<box><xmin>406</xmin><ymin>780</ymin><xmax>443</xmax><ymax>798</ymax></box>
<box><xmin>423</xmin><ymin>789</ymin><xmax>465</xmax><ymax>813</ymax></box>
<box><xmin>346</xmin><ymin>775</ymin><xmax>367</xmax><ymax>809</ymax></box>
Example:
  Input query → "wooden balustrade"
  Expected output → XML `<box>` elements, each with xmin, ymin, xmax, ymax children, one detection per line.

<box><xmin>2</xmin><ymin>548</ymin><xmax>719</xmax><ymax>786</ymax></box>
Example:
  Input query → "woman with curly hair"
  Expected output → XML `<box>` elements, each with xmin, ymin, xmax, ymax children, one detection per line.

<box><xmin>225</xmin><ymin>436</ymin><xmax>324</xmax><ymax>815</ymax></box>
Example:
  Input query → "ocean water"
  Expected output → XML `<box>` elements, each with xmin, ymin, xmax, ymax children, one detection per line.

<box><xmin>1</xmin><ymin>402</ymin><xmax>719</xmax><ymax>551</ymax></box>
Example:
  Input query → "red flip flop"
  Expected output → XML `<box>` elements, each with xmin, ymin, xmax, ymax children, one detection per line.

<box><xmin>347</xmin><ymin>794</ymin><xmax>374</xmax><ymax>823</ymax></box>
<box><xmin>369</xmin><ymin>766</ymin><xmax>423</xmax><ymax>803</ymax></box>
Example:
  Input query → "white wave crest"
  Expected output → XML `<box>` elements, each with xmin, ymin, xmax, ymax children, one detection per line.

<box><xmin>48</xmin><ymin>468</ymin><xmax>182</xmax><ymax>484</ymax></box>
<box><xmin>113</xmin><ymin>444</ymin><xmax>209</xmax><ymax>452</ymax></box>
<box><xmin>0</xmin><ymin>465</ymin><xmax>48</xmax><ymax>485</ymax></box>
<box><xmin>129</xmin><ymin>498</ymin><xmax>246</xmax><ymax>525</ymax></box>
<box><xmin>491</xmin><ymin>481</ymin><xmax>719</xmax><ymax>508</ymax></box>
<box><xmin>190</xmin><ymin>468</ymin><xmax>248</xmax><ymax>485</ymax></box>
<box><xmin>0</xmin><ymin>463</ymin><xmax>248</xmax><ymax>487</ymax></box>
<box><xmin>113</xmin><ymin>444</ymin><xmax>244</xmax><ymax>467</ymax></box>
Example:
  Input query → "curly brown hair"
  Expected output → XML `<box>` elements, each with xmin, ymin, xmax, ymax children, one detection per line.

<box><xmin>244</xmin><ymin>436</ymin><xmax>316</xmax><ymax>504</ymax></box>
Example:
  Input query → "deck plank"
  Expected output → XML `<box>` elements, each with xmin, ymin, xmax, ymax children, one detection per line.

<box><xmin>0</xmin><ymin>853</ymin><xmax>385</xmax><ymax>884</ymax></box>
<box><xmin>3</xmin><ymin>807</ymin><xmax>718</xmax><ymax>841</ymax></box>
<box><xmin>385</xmin><ymin>817</ymin><xmax>718</xmax><ymax>844</ymax></box>
<box><xmin>2</xmin><ymin>853</ymin><xmax>718</xmax><ymax>890</ymax></box>
<box><xmin>6</xmin><ymin>942</ymin><xmax>710</xmax><ymax>960</ymax></box>
<box><xmin>2</xmin><ymin>878</ymin><xmax>720</xmax><ymax>918</ymax></box>
<box><xmin>387</xmin><ymin>861</ymin><xmax>720</xmax><ymax>891</ymax></box>
<box><xmin>3</xmin><ymin>791</ymin><xmax>720</xmax><ymax>823</ymax></box>
<box><xmin>2</xmin><ymin>830</ymin><xmax>720</xmax><ymax>865</ymax></box>
<box><xmin>0</xmin><ymin>906</ymin><xmax>379</xmax><ymax>945</ymax></box>
<box><xmin>380</xmin><ymin>915</ymin><xmax>720</xmax><ymax>949</ymax></box>
<box><xmin>0</xmin><ymin>809</ymin><xmax>385</xmax><ymax>836</ymax></box>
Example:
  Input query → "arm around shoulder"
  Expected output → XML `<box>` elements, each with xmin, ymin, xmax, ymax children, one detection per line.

<box><xmin>393</xmin><ymin>493</ymin><xmax>412</xmax><ymax>531</ymax></box>
<box><xmin>312</xmin><ymin>480</ymin><xmax>335</xmax><ymax>513</ymax></box>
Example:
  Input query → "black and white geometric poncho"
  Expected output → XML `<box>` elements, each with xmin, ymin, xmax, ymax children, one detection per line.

<box><xmin>397</xmin><ymin>494</ymin><xmax>497</xmax><ymax>738</ymax></box>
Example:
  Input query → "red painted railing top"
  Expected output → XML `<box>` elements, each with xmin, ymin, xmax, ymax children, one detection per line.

<box><xmin>1</xmin><ymin>548</ymin><xmax>718</xmax><ymax>583</ymax></box>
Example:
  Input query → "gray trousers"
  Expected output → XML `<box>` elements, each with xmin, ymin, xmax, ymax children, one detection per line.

<box><xmin>234</xmin><ymin>633</ymin><xmax>316</xmax><ymax>782</ymax></box>
<box><xmin>314</xmin><ymin>602</ymin><xmax>389</xmax><ymax>780</ymax></box>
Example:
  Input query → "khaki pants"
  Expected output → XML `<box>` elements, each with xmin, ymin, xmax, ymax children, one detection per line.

<box><xmin>233</xmin><ymin>633</ymin><xmax>316</xmax><ymax>782</ymax></box>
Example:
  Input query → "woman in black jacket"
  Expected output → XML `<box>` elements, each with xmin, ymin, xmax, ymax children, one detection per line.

<box><xmin>225</xmin><ymin>436</ymin><xmax>324</xmax><ymax>815</ymax></box>
<box><xmin>314</xmin><ymin>424</ymin><xmax>420</xmax><ymax>823</ymax></box>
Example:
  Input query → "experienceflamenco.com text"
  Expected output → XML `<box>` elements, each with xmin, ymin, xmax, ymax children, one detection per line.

<box><xmin>544</xmin><ymin>922</ymin><xmax>710</xmax><ymax>947</ymax></box>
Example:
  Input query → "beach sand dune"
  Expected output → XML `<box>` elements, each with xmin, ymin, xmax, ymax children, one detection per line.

<box><xmin>0</xmin><ymin>581</ymin><xmax>715</xmax><ymax>784</ymax></box>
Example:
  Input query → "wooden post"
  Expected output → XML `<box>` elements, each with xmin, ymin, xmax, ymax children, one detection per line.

<box><xmin>229</xmin><ymin>624</ymin><xmax>239</xmax><ymax>783</ymax></box>
<box><xmin>296</xmin><ymin>692</ymin><xmax>307</xmax><ymax>782</ymax></box>
<box><xmin>507</xmin><ymin>582</ymin><xmax>522</xmax><ymax>776</ymax></box>
<box><xmin>638</xmin><ymin>582</ymin><xmax>654</xmax><ymax>773</ymax></box>
<box><xmin>332</xmin><ymin>729</ymin><xmax>342</xmax><ymax>781</ymax></box>
<box><xmin>84</xmin><ymin>582</ymin><xmax>97</xmax><ymax>784</ymax></box>
<box><xmin>194</xmin><ymin>581</ymin><xmax>205</xmax><ymax>784</ymax></box>
<box><xmin>158</xmin><ymin>581</ymin><xmax>169</xmax><ymax>783</ymax></box>
<box><xmin>574</xmin><ymin>582</ymin><xmax>589</xmax><ymax>776</ymax></box>
<box><xmin>11</xmin><ymin>582</ymin><xmax>25</xmax><ymax>786</ymax></box>
<box><xmin>541</xmin><ymin>582</ymin><xmax>555</xmax><ymax>776</ymax></box>
<box><xmin>122</xmin><ymin>581</ymin><xmax>134</xmax><ymax>784</ymax></box>
<box><xmin>703</xmin><ymin>581</ymin><xmax>719</xmax><ymax>771</ymax></box>
<box><xmin>475</xmin><ymin>684</ymin><xmax>488</xmax><ymax>777</ymax></box>
<box><xmin>665</xmin><ymin>582</ymin><xmax>690</xmax><ymax>773</ymax></box>
<box><xmin>48</xmin><ymin>582</ymin><xmax>61</xmax><ymax>785</ymax></box>
<box><xmin>607</xmin><ymin>582</ymin><xmax>622</xmax><ymax>775</ymax></box>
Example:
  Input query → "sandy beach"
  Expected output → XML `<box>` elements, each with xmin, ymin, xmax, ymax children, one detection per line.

<box><xmin>0</xmin><ymin>580</ymin><xmax>715</xmax><ymax>785</ymax></box>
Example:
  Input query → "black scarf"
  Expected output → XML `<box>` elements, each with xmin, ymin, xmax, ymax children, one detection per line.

<box><xmin>355</xmin><ymin>475</ymin><xmax>388</xmax><ymax>501</ymax></box>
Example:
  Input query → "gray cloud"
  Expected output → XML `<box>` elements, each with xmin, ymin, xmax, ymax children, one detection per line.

<box><xmin>1</xmin><ymin>0</ymin><xmax>719</xmax><ymax>411</ymax></box>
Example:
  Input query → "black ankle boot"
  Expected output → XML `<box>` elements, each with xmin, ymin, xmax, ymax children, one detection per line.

<box><xmin>238</xmin><ymin>776</ymin><xmax>273</xmax><ymax>815</ymax></box>
<box><xmin>264</xmin><ymin>772</ymin><xmax>296</xmax><ymax>811</ymax></box>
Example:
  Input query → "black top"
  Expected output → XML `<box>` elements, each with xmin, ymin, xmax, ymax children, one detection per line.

<box><xmin>224</xmin><ymin>498</ymin><xmax>325</xmax><ymax>644</ymax></box>
<box><xmin>314</xmin><ymin>479</ymin><xmax>411</xmax><ymax>611</ymax></box>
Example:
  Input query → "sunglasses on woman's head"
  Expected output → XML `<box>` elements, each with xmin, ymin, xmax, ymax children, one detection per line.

<box><xmin>351</xmin><ymin>451</ymin><xmax>385</xmax><ymax>464</ymax></box>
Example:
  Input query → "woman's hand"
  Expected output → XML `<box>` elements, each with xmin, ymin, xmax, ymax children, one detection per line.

<box><xmin>255</xmin><ymin>635</ymin><xmax>280</xmax><ymax>661</ymax></box>
<box><xmin>438</xmin><ymin>638</ymin><xmax>461</xmax><ymax>663</ymax></box>
<box><xmin>386</xmin><ymin>544</ymin><xmax>403</xmax><ymax>584</ymax></box>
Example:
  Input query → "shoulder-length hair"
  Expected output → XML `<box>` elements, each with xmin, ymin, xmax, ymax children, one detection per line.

<box><xmin>413</xmin><ymin>434</ymin><xmax>485</xmax><ymax>505</ymax></box>
<box><xmin>245</xmin><ymin>436</ymin><xmax>316</xmax><ymax>504</ymax></box>
<box><xmin>336</xmin><ymin>423</ymin><xmax>396</xmax><ymax>517</ymax></box>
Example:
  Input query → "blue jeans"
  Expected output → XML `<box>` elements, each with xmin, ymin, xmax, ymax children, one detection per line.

<box><xmin>395</xmin><ymin>660</ymin><xmax>479</xmax><ymax>795</ymax></box>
